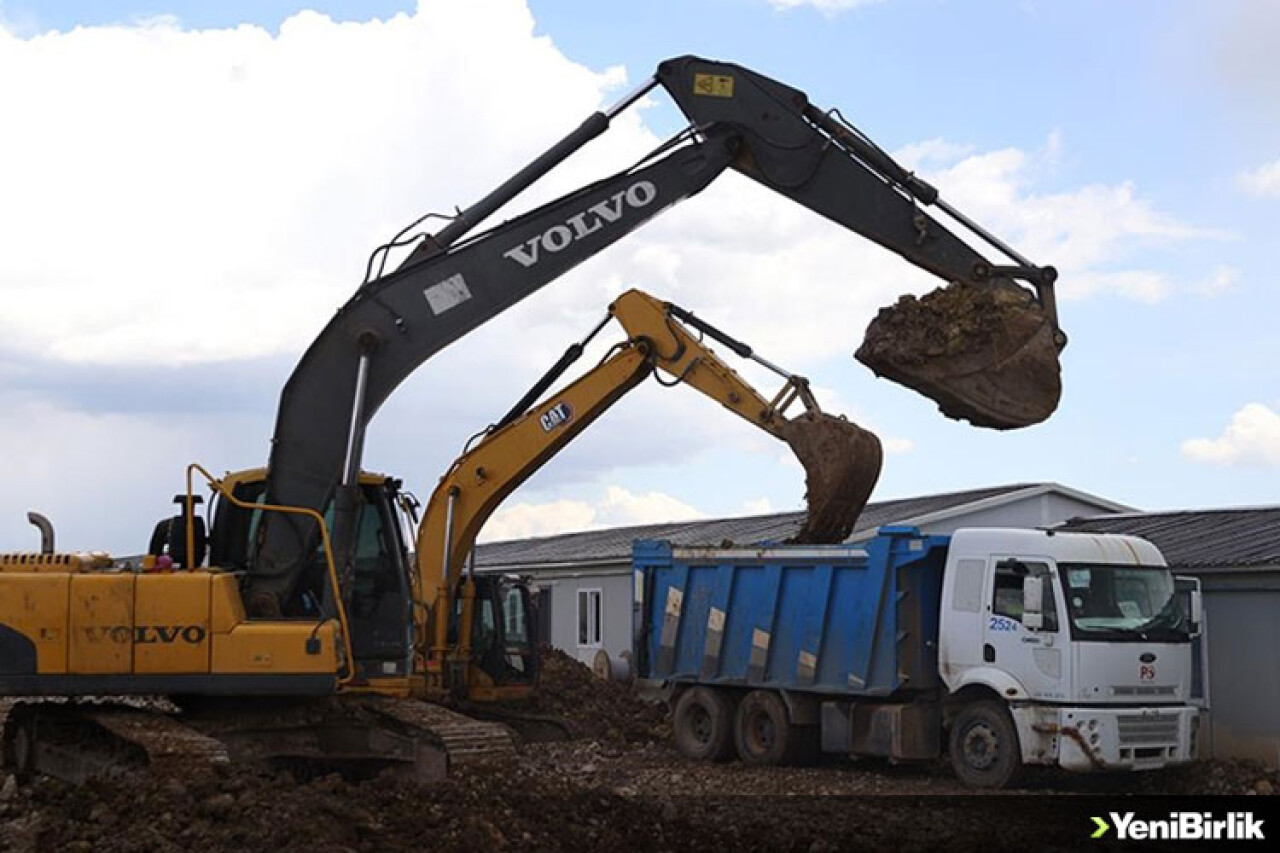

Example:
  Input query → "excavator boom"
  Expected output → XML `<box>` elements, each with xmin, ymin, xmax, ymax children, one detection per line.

<box><xmin>252</xmin><ymin>54</ymin><xmax>1063</xmax><ymax>612</ymax></box>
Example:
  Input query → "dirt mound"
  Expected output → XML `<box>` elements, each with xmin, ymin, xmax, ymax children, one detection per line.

<box><xmin>524</xmin><ymin>647</ymin><xmax>668</xmax><ymax>744</ymax></box>
<box><xmin>0</xmin><ymin>763</ymin><xmax>706</xmax><ymax>853</ymax></box>
<box><xmin>778</xmin><ymin>413</ymin><xmax>881</xmax><ymax>544</ymax></box>
<box><xmin>856</xmin><ymin>280</ymin><xmax>1062</xmax><ymax>429</ymax></box>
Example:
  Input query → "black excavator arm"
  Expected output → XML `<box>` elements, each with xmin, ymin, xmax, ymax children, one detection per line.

<box><xmin>248</xmin><ymin>55</ymin><xmax>1060</xmax><ymax>612</ymax></box>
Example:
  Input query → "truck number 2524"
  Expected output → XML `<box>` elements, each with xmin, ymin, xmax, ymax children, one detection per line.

<box><xmin>988</xmin><ymin>616</ymin><xmax>1019</xmax><ymax>632</ymax></box>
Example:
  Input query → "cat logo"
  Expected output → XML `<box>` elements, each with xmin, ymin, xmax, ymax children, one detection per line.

<box><xmin>83</xmin><ymin>625</ymin><xmax>208</xmax><ymax>645</ymax></box>
<box><xmin>540</xmin><ymin>402</ymin><xmax>573</xmax><ymax>433</ymax></box>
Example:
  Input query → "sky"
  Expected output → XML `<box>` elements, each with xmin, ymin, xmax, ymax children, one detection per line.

<box><xmin>1</xmin><ymin>0</ymin><xmax>1278</xmax><ymax>554</ymax></box>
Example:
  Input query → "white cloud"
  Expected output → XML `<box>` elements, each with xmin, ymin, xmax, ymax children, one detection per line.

<box><xmin>893</xmin><ymin>138</ymin><xmax>975</xmax><ymax>170</ymax></box>
<box><xmin>598</xmin><ymin>485</ymin><xmax>704</xmax><ymax>525</ymax></box>
<box><xmin>766</xmin><ymin>0</ymin><xmax>885</xmax><ymax>13</ymax></box>
<box><xmin>479</xmin><ymin>484</ymin><xmax>704</xmax><ymax>541</ymax></box>
<box><xmin>739</xmin><ymin>496</ymin><xmax>774</xmax><ymax>515</ymax></box>
<box><xmin>882</xmin><ymin>437</ymin><xmax>915</xmax><ymax>454</ymax></box>
<box><xmin>1237</xmin><ymin>160</ymin><xmax>1280</xmax><ymax>198</ymax></box>
<box><xmin>476</xmin><ymin>498</ymin><xmax>597</xmax><ymax>541</ymax></box>
<box><xmin>0</xmin><ymin>4</ymin><xmax>1212</xmax><ymax>379</ymax></box>
<box><xmin>0</xmin><ymin>396</ymin><xmax>264</xmax><ymax>553</ymax></box>
<box><xmin>911</xmin><ymin>142</ymin><xmax>1222</xmax><ymax>304</ymax></box>
<box><xmin>1181</xmin><ymin>403</ymin><xmax>1280</xmax><ymax>467</ymax></box>
<box><xmin>1193</xmin><ymin>265</ymin><xmax>1239</xmax><ymax>298</ymax></box>
<box><xmin>0</xmin><ymin>0</ymin><xmax>648</xmax><ymax>367</ymax></box>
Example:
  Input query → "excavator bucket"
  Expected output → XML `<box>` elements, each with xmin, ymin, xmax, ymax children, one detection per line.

<box><xmin>855</xmin><ymin>281</ymin><xmax>1062</xmax><ymax>430</ymax></box>
<box><xmin>777</xmin><ymin>413</ymin><xmax>883</xmax><ymax>545</ymax></box>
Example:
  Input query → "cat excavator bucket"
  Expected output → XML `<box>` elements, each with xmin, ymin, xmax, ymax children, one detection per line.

<box><xmin>778</xmin><ymin>412</ymin><xmax>882</xmax><ymax>545</ymax></box>
<box><xmin>856</xmin><ymin>278</ymin><xmax>1065</xmax><ymax>430</ymax></box>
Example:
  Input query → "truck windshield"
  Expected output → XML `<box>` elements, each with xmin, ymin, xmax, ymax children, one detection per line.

<box><xmin>1059</xmin><ymin>563</ymin><xmax>1189</xmax><ymax>641</ymax></box>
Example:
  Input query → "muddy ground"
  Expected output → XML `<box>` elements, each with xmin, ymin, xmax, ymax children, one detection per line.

<box><xmin>1</xmin><ymin>652</ymin><xmax>1275</xmax><ymax>852</ymax></box>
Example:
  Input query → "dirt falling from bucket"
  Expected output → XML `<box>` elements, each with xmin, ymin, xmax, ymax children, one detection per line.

<box><xmin>777</xmin><ymin>413</ymin><xmax>883</xmax><ymax>545</ymax></box>
<box><xmin>856</xmin><ymin>280</ymin><xmax>1062</xmax><ymax>430</ymax></box>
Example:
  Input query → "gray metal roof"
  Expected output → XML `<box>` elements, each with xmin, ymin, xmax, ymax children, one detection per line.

<box><xmin>475</xmin><ymin>482</ymin><xmax>1059</xmax><ymax>570</ymax></box>
<box><xmin>1059</xmin><ymin>508</ymin><xmax>1280</xmax><ymax>571</ymax></box>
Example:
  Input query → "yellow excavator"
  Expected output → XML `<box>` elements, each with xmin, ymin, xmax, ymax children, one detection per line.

<box><xmin>0</xmin><ymin>288</ymin><xmax>875</xmax><ymax>778</ymax></box>
<box><xmin>416</xmin><ymin>289</ymin><xmax>879</xmax><ymax>704</ymax></box>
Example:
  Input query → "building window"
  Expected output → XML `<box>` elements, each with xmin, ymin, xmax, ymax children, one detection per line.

<box><xmin>577</xmin><ymin>588</ymin><xmax>602</xmax><ymax>647</ymax></box>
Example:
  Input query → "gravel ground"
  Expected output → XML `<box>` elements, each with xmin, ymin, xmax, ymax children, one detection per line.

<box><xmin>0</xmin><ymin>653</ymin><xmax>1275</xmax><ymax>852</ymax></box>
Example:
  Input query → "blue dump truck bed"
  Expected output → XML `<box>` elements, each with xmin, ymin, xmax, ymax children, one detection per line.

<box><xmin>633</xmin><ymin>527</ymin><xmax>950</xmax><ymax>697</ymax></box>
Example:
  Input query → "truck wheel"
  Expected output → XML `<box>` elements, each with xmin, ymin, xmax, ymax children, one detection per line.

<box><xmin>948</xmin><ymin>701</ymin><xmax>1022</xmax><ymax>789</ymax></box>
<box><xmin>672</xmin><ymin>687</ymin><xmax>736</xmax><ymax>762</ymax></box>
<box><xmin>734</xmin><ymin>690</ymin><xmax>809</xmax><ymax>766</ymax></box>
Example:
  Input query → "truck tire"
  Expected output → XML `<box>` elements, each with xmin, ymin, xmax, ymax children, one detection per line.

<box><xmin>672</xmin><ymin>687</ymin><xmax>736</xmax><ymax>762</ymax></box>
<box><xmin>948</xmin><ymin>701</ymin><xmax>1022</xmax><ymax>789</ymax></box>
<box><xmin>734</xmin><ymin>690</ymin><xmax>812</xmax><ymax>766</ymax></box>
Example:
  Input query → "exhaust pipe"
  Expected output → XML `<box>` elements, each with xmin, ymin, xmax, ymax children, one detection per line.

<box><xmin>27</xmin><ymin>511</ymin><xmax>54</xmax><ymax>555</ymax></box>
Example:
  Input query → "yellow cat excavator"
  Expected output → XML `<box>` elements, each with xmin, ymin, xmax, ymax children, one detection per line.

<box><xmin>1</xmin><ymin>54</ymin><xmax>1062</xmax><ymax>779</ymax></box>
<box><xmin>416</xmin><ymin>288</ymin><xmax>879</xmax><ymax>704</ymax></box>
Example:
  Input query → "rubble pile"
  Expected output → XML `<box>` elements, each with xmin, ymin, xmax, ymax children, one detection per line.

<box><xmin>525</xmin><ymin>647</ymin><xmax>668</xmax><ymax>744</ymax></box>
<box><xmin>1</xmin><ymin>655</ymin><xmax>1276</xmax><ymax>852</ymax></box>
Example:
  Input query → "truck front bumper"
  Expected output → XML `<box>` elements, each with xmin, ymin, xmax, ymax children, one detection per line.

<box><xmin>1011</xmin><ymin>704</ymin><xmax>1198</xmax><ymax>772</ymax></box>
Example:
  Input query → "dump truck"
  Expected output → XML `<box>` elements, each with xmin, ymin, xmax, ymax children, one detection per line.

<box><xmin>634</xmin><ymin>526</ymin><xmax>1202</xmax><ymax>788</ymax></box>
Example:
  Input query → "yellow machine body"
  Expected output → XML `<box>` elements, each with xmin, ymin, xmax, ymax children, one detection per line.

<box><xmin>0</xmin><ymin>565</ymin><xmax>339</xmax><ymax>695</ymax></box>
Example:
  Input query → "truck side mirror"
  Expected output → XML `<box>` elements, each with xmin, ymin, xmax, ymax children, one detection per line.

<box><xmin>1022</xmin><ymin>575</ymin><xmax>1044</xmax><ymax>631</ymax></box>
<box><xmin>1176</xmin><ymin>575</ymin><xmax>1203</xmax><ymax>638</ymax></box>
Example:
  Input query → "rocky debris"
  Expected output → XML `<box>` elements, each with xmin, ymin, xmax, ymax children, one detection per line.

<box><xmin>3</xmin><ymin>749</ymin><xmax>1275</xmax><ymax>853</ymax></box>
<box><xmin>778</xmin><ymin>413</ymin><xmax>882</xmax><ymax>545</ymax></box>
<box><xmin>857</xmin><ymin>280</ymin><xmax>1062</xmax><ymax>430</ymax></box>
<box><xmin>522</xmin><ymin>647</ymin><xmax>668</xmax><ymax>745</ymax></box>
<box><xmin>2</xmin><ymin>659</ymin><xmax>1276</xmax><ymax>851</ymax></box>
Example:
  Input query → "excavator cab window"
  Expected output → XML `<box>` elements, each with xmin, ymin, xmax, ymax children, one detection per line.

<box><xmin>208</xmin><ymin>480</ymin><xmax>268</xmax><ymax>570</ymax></box>
<box><xmin>470</xmin><ymin>576</ymin><xmax>537</xmax><ymax>686</ymax></box>
<box><xmin>502</xmin><ymin>583</ymin><xmax>533</xmax><ymax>649</ymax></box>
<box><xmin>314</xmin><ymin>486</ymin><xmax>414</xmax><ymax>672</ymax></box>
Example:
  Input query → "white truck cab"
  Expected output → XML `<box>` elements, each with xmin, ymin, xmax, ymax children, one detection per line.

<box><xmin>938</xmin><ymin>528</ymin><xmax>1199</xmax><ymax>779</ymax></box>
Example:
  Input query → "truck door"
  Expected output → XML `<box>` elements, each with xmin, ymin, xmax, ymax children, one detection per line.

<box><xmin>985</xmin><ymin>558</ymin><xmax>1069</xmax><ymax>701</ymax></box>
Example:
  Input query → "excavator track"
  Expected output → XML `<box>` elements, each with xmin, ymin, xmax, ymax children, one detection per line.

<box><xmin>0</xmin><ymin>694</ymin><xmax>523</xmax><ymax>783</ymax></box>
<box><xmin>83</xmin><ymin>707</ymin><xmax>230</xmax><ymax>774</ymax></box>
<box><xmin>364</xmin><ymin>698</ymin><xmax>518</xmax><ymax>766</ymax></box>
<box><xmin>1</xmin><ymin>698</ymin><xmax>229</xmax><ymax>782</ymax></box>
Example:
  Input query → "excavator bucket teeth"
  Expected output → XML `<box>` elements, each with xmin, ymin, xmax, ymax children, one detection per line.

<box><xmin>778</xmin><ymin>413</ymin><xmax>883</xmax><ymax>545</ymax></box>
<box><xmin>855</xmin><ymin>281</ymin><xmax>1063</xmax><ymax>430</ymax></box>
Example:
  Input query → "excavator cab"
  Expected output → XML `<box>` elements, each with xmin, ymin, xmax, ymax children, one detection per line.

<box><xmin>207</xmin><ymin>472</ymin><xmax>415</xmax><ymax>681</ymax></box>
<box><xmin>207</xmin><ymin>469</ymin><xmax>536</xmax><ymax>695</ymax></box>
<box><xmin>454</xmin><ymin>575</ymin><xmax>538</xmax><ymax>695</ymax></box>
<box><xmin>337</xmin><ymin>482</ymin><xmax>415</xmax><ymax>680</ymax></box>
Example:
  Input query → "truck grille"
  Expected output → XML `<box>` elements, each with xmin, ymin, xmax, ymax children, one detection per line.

<box><xmin>1117</xmin><ymin>713</ymin><xmax>1179</xmax><ymax>746</ymax></box>
<box><xmin>1112</xmin><ymin>685</ymin><xmax>1176</xmax><ymax>697</ymax></box>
